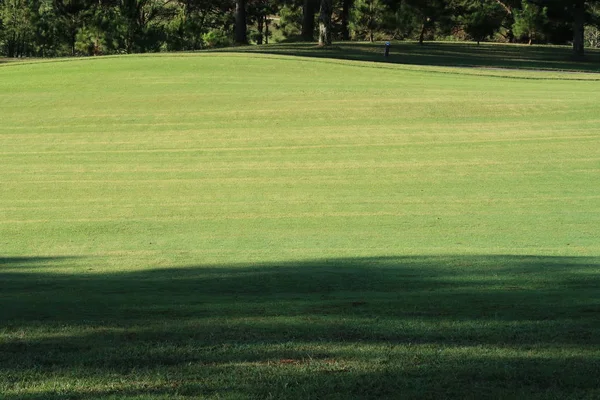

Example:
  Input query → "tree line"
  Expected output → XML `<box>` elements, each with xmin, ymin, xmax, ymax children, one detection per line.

<box><xmin>1</xmin><ymin>0</ymin><xmax>599</xmax><ymax>58</ymax></box>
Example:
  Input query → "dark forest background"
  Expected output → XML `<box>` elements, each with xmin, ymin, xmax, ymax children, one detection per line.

<box><xmin>1</xmin><ymin>0</ymin><xmax>599</xmax><ymax>58</ymax></box>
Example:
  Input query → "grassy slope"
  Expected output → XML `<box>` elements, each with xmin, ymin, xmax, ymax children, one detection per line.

<box><xmin>1</xmin><ymin>48</ymin><xmax>599</xmax><ymax>398</ymax></box>
<box><xmin>219</xmin><ymin>41</ymin><xmax>600</xmax><ymax>73</ymax></box>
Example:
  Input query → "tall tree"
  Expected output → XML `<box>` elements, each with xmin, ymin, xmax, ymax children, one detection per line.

<box><xmin>341</xmin><ymin>0</ymin><xmax>354</xmax><ymax>40</ymax></box>
<box><xmin>352</xmin><ymin>0</ymin><xmax>387</xmax><ymax>41</ymax></box>
<box><xmin>234</xmin><ymin>0</ymin><xmax>247</xmax><ymax>43</ymax></box>
<box><xmin>117</xmin><ymin>0</ymin><xmax>170</xmax><ymax>53</ymax></box>
<box><xmin>301</xmin><ymin>0</ymin><xmax>317</xmax><ymax>40</ymax></box>
<box><xmin>34</xmin><ymin>0</ymin><xmax>62</xmax><ymax>56</ymax></box>
<box><xmin>529</xmin><ymin>0</ymin><xmax>594</xmax><ymax>56</ymax></box>
<box><xmin>450</xmin><ymin>0</ymin><xmax>520</xmax><ymax>42</ymax></box>
<box><xmin>402</xmin><ymin>0</ymin><xmax>451</xmax><ymax>44</ymax></box>
<box><xmin>54</xmin><ymin>0</ymin><xmax>91</xmax><ymax>55</ymax></box>
<box><xmin>572</xmin><ymin>0</ymin><xmax>585</xmax><ymax>56</ymax></box>
<box><xmin>318</xmin><ymin>0</ymin><xmax>332</xmax><ymax>45</ymax></box>
<box><xmin>247</xmin><ymin>0</ymin><xmax>276</xmax><ymax>44</ymax></box>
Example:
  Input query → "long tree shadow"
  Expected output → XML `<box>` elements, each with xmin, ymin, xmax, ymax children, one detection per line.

<box><xmin>1</xmin><ymin>255</ymin><xmax>599</xmax><ymax>398</ymax></box>
<box><xmin>221</xmin><ymin>42</ymin><xmax>600</xmax><ymax>74</ymax></box>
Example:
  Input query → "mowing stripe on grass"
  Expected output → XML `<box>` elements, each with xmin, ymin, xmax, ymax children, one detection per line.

<box><xmin>1</xmin><ymin>51</ymin><xmax>599</xmax><ymax>398</ymax></box>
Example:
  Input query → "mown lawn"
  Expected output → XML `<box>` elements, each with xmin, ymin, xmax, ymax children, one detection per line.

<box><xmin>222</xmin><ymin>41</ymin><xmax>600</xmax><ymax>73</ymax></box>
<box><xmin>1</xmin><ymin>47</ymin><xmax>599</xmax><ymax>398</ymax></box>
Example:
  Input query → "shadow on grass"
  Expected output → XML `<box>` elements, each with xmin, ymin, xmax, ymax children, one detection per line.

<box><xmin>1</xmin><ymin>255</ymin><xmax>599</xmax><ymax>398</ymax></box>
<box><xmin>0</xmin><ymin>58</ymin><xmax>23</xmax><ymax>65</ymax></box>
<box><xmin>0</xmin><ymin>256</ymin><xmax>77</xmax><ymax>269</ymax></box>
<box><xmin>220</xmin><ymin>42</ymin><xmax>600</xmax><ymax>74</ymax></box>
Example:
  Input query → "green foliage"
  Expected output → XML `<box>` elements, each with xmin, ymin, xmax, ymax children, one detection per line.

<box><xmin>458</xmin><ymin>0</ymin><xmax>504</xmax><ymax>44</ymax></box>
<box><xmin>53</xmin><ymin>0</ymin><xmax>93</xmax><ymax>54</ymax></box>
<box><xmin>247</xmin><ymin>0</ymin><xmax>278</xmax><ymax>45</ymax></box>
<box><xmin>163</xmin><ymin>1</ymin><xmax>238</xmax><ymax>50</ymax></box>
<box><xmin>276</xmin><ymin>4</ymin><xmax>303</xmax><ymax>40</ymax></box>
<box><xmin>0</xmin><ymin>2</ymin><xmax>586</xmax><ymax>55</ymax></box>
<box><xmin>74</xmin><ymin>25</ymin><xmax>105</xmax><ymax>55</ymax></box>
<box><xmin>201</xmin><ymin>28</ymin><xmax>232</xmax><ymax>48</ymax></box>
<box><xmin>385</xmin><ymin>2</ymin><xmax>423</xmax><ymax>39</ymax></box>
<box><xmin>512</xmin><ymin>0</ymin><xmax>548</xmax><ymax>44</ymax></box>
<box><xmin>585</xmin><ymin>3</ymin><xmax>600</xmax><ymax>47</ymax></box>
<box><xmin>117</xmin><ymin>0</ymin><xmax>169</xmax><ymax>53</ymax></box>
<box><xmin>350</xmin><ymin>0</ymin><xmax>390</xmax><ymax>41</ymax></box>
<box><xmin>585</xmin><ymin>24</ymin><xmax>600</xmax><ymax>47</ymax></box>
<box><xmin>0</xmin><ymin>0</ymin><xmax>598</xmax><ymax>57</ymax></box>
<box><xmin>0</xmin><ymin>0</ymin><xmax>35</xmax><ymax>57</ymax></box>
<box><xmin>32</xmin><ymin>0</ymin><xmax>62</xmax><ymax>56</ymax></box>
<box><xmin>399</xmin><ymin>0</ymin><xmax>453</xmax><ymax>43</ymax></box>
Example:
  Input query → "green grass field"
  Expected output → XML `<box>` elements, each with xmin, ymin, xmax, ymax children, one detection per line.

<box><xmin>223</xmin><ymin>41</ymin><xmax>600</xmax><ymax>73</ymax></box>
<box><xmin>1</xmin><ymin>43</ymin><xmax>600</xmax><ymax>399</ymax></box>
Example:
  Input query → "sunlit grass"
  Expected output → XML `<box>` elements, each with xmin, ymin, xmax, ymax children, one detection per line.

<box><xmin>1</xmin><ymin>48</ymin><xmax>599</xmax><ymax>398</ymax></box>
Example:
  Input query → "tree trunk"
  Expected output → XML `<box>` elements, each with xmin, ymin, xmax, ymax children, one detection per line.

<box><xmin>494</xmin><ymin>0</ymin><xmax>512</xmax><ymax>15</ymax></box>
<box><xmin>71</xmin><ymin>30</ymin><xmax>76</xmax><ymax>56</ymax></box>
<box><xmin>302</xmin><ymin>0</ymin><xmax>318</xmax><ymax>41</ymax></box>
<box><xmin>17</xmin><ymin>35</ymin><xmax>23</xmax><ymax>58</ymax></box>
<box><xmin>257</xmin><ymin>15</ymin><xmax>264</xmax><ymax>45</ymax></box>
<box><xmin>572</xmin><ymin>1</ymin><xmax>585</xmax><ymax>58</ymax></box>
<box><xmin>235</xmin><ymin>0</ymin><xmax>247</xmax><ymax>45</ymax></box>
<box><xmin>318</xmin><ymin>0</ymin><xmax>333</xmax><ymax>46</ymax></box>
<box><xmin>419</xmin><ymin>20</ymin><xmax>427</xmax><ymax>45</ymax></box>
<box><xmin>8</xmin><ymin>32</ymin><xmax>16</xmax><ymax>58</ymax></box>
<box><xmin>341</xmin><ymin>0</ymin><xmax>354</xmax><ymax>41</ymax></box>
<box><xmin>265</xmin><ymin>18</ymin><xmax>270</xmax><ymax>44</ymax></box>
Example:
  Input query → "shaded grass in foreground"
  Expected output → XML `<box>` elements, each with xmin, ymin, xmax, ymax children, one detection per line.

<box><xmin>1</xmin><ymin>255</ymin><xmax>599</xmax><ymax>399</ymax></box>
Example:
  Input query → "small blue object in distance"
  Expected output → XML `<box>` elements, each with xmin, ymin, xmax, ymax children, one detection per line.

<box><xmin>385</xmin><ymin>41</ymin><xmax>391</xmax><ymax>45</ymax></box>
